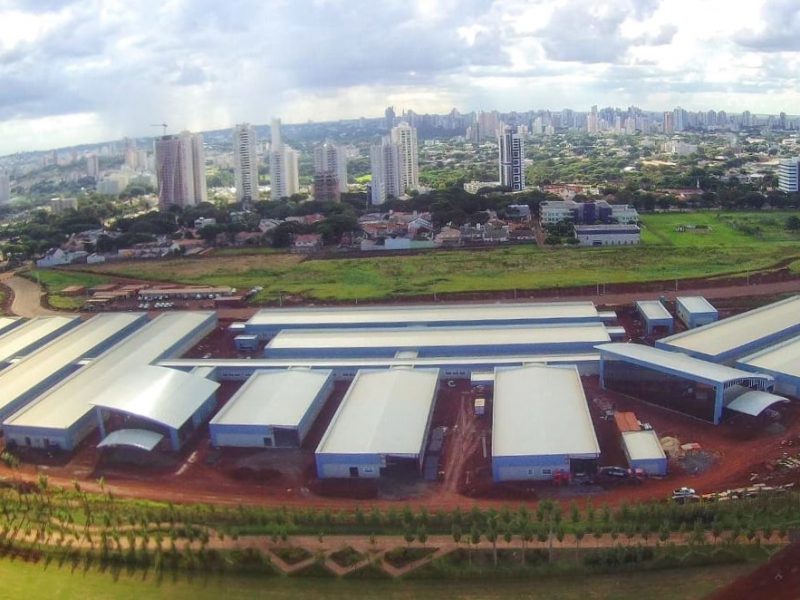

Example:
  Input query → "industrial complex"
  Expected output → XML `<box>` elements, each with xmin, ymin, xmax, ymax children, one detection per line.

<box><xmin>0</xmin><ymin>292</ymin><xmax>797</xmax><ymax>506</ymax></box>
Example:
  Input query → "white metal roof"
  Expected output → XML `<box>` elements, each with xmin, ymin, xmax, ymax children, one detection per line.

<box><xmin>211</xmin><ymin>369</ymin><xmax>332</xmax><ymax>428</ymax></box>
<box><xmin>658</xmin><ymin>295</ymin><xmax>800</xmax><ymax>359</ymax></box>
<box><xmin>738</xmin><ymin>334</ymin><xmax>800</xmax><ymax>379</ymax></box>
<box><xmin>677</xmin><ymin>296</ymin><xmax>717</xmax><ymax>315</ymax></box>
<box><xmin>726</xmin><ymin>390</ymin><xmax>789</xmax><ymax>416</ymax></box>
<box><xmin>0</xmin><ymin>313</ymin><xmax>145</xmax><ymax>416</ymax></box>
<box><xmin>268</xmin><ymin>323</ymin><xmax>610</xmax><ymax>351</ymax></box>
<box><xmin>622</xmin><ymin>430</ymin><xmax>666</xmax><ymax>462</ymax></box>
<box><xmin>248</xmin><ymin>301</ymin><xmax>600</xmax><ymax>327</ymax></box>
<box><xmin>316</xmin><ymin>368</ymin><xmax>439</xmax><ymax>457</ymax></box>
<box><xmin>90</xmin><ymin>365</ymin><xmax>219</xmax><ymax>429</ymax></box>
<box><xmin>597</xmin><ymin>343</ymin><xmax>772</xmax><ymax>385</ymax></box>
<box><xmin>97</xmin><ymin>429</ymin><xmax>164</xmax><ymax>451</ymax></box>
<box><xmin>635</xmin><ymin>300</ymin><xmax>672</xmax><ymax>322</ymax></box>
<box><xmin>5</xmin><ymin>312</ymin><xmax>215</xmax><ymax>430</ymax></box>
<box><xmin>0</xmin><ymin>316</ymin><xmax>78</xmax><ymax>363</ymax></box>
<box><xmin>492</xmin><ymin>365</ymin><xmax>600</xmax><ymax>458</ymax></box>
<box><xmin>0</xmin><ymin>317</ymin><xmax>20</xmax><ymax>335</ymax></box>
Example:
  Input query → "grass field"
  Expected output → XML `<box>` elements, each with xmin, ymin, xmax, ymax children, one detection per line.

<box><xmin>31</xmin><ymin>211</ymin><xmax>800</xmax><ymax>304</ymax></box>
<box><xmin>25</xmin><ymin>270</ymin><xmax>112</xmax><ymax>310</ymax></box>
<box><xmin>0</xmin><ymin>556</ymin><xmax>757</xmax><ymax>600</ymax></box>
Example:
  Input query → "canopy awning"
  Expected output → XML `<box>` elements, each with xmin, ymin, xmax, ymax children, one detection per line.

<box><xmin>98</xmin><ymin>429</ymin><xmax>164</xmax><ymax>451</ymax></box>
<box><xmin>726</xmin><ymin>390</ymin><xmax>790</xmax><ymax>416</ymax></box>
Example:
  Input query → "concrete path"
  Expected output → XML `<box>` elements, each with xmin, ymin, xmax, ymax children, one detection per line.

<box><xmin>0</xmin><ymin>272</ymin><xmax>62</xmax><ymax>317</ymax></box>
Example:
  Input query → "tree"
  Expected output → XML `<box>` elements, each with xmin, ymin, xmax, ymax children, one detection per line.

<box><xmin>451</xmin><ymin>524</ymin><xmax>462</xmax><ymax>547</ymax></box>
<box><xmin>574</xmin><ymin>527</ymin><xmax>585</xmax><ymax>561</ymax></box>
<box><xmin>486</xmin><ymin>519</ymin><xmax>498</xmax><ymax>566</ymax></box>
<box><xmin>417</xmin><ymin>524</ymin><xmax>428</xmax><ymax>546</ymax></box>
<box><xmin>469</xmin><ymin>523</ymin><xmax>481</xmax><ymax>566</ymax></box>
<box><xmin>786</xmin><ymin>215</ymin><xmax>800</xmax><ymax>232</ymax></box>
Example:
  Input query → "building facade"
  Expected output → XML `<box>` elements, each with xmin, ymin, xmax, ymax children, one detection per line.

<box><xmin>498</xmin><ymin>126</ymin><xmax>525</xmax><ymax>191</ymax></box>
<box><xmin>574</xmin><ymin>224</ymin><xmax>641</xmax><ymax>246</ymax></box>
<box><xmin>390</xmin><ymin>122</ymin><xmax>419</xmax><ymax>193</ymax></box>
<box><xmin>369</xmin><ymin>139</ymin><xmax>402</xmax><ymax>205</ymax></box>
<box><xmin>154</xmin><ymin>132</ymin><xmax>208</xmax><ymax>210</ymax></box>
<box><xmin>313</xmin><ymin>142</ymin><xmax>347</xmax><ymax>202</ymax></box>
<box><xmin>268</xmin><ymin>118</ymin><xmax>300</xmax><ymax>200</ymax></box>
<box><xmin>778</xmin><ymin>157</ymin><xmax>800</xmax><ymax>193</ymax></box>
<box><xmin>233</xmin><ymin>123</ymin><xmax>259</xmax><ymax>208</ymax></box>
<box><xmin>541</xmin><ymin>200</ymin><xmax>639</xmax><ymax>225</ymax></box>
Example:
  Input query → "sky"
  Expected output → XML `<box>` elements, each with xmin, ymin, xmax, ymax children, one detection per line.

<box><xmin>0</xmin><ymin>0</ymin><xmax>799</xmax><ymax>155</ymax></box>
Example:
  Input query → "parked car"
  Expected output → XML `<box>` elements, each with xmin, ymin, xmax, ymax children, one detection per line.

<box><xmin>599</xmin><ymin>466</ymin><xmax>629</xmax><ymax>478</ymax></box>
<box><xmin>673</xmin><ymin>486</ymin><xmax>696</xmax><ymax>497</ymax></box>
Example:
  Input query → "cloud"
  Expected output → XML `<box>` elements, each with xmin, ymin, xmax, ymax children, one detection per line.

<box><xmin>735</xmin><ymin>0</ymin><xmax>800</xmax><ymax>52</ymax></box>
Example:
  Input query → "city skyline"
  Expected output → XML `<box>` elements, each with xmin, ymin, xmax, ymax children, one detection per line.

<box><xmin>1</xmin><ymin>0</ymin><xmax>799</xmax><ymax>156</ymax></box>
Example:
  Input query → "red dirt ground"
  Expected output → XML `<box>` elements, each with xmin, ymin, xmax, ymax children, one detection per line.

<box><xmin>707</xmin><ymin>542</ymin><xmax>800</xmax><ymax>600</ymax></box>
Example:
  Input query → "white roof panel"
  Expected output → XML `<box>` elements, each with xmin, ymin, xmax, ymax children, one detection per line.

<box><xmin>492</xmin><ymin>365</ymin><xmax>600</xmax><ymax>458</ymax></box>
<box><xmin>211</xmin><ymin>369</ymin><xmax>332</xmax><ymax>428</ymax></box>
<box><xmin>659</xmin><ymin>295</ymin><xmax>800</xmax><ymax>359</ymax></box>
<box><xmin>0</xmin><ymin>313</ymin><xmax>145</xmax><ymax>416</ymax></box>
<box><xmin>90</xmin><ymin>365</ymin><xmax>219</xmax><ymax>429</ymax></box>
<box><xmin>248</xmin><ymin>301</ymin><xmax>600</xmax><ymax>327</ymax></box>
<box><xmin>98</xmin><ymin>429</ymin><xmax>164</xmax><ymax>451</ymax></box>
<box><xmin>316</xmin><ymin>368</ymin><xmax>439</xmax><ymax>457</ymax></box>
<box><xmin>725</xmin><ymin>390</ymin><xmax>789</xmax><ymax>416</ymax></box>
<box><xmin>622</xmin><ymin>430</ymin><xmax>666</xmax><ymax>462</ymax></box>
<box><xmin>0</xmin><ymin>316</ymin><xmax>77</xmax><ymax>363</ymax></box>
<box><xmin>268</xmin><ymin>323</ymin><xmax>610</xmax><ymax>351</ymax></box>
<box><xmin>738</xmin><ymin>334</ymin><xmax>800</xmax><ymax>379</ymax></box>
<box><xmin>677</xmin><ymin>296</ymin><xmax>717</xmax><ymax>315</ymax></box>
<box><xmin>5</xmin><ymin>312</ymin><xmax>215</xmax><ymax>430</ymax></box>
<box><xmin>597</xmin><ymin>343</ymin><xmax>772</xmax><ymax>385</ymax></box>
<box><xmin>0</xmin><ymin>318</ymin><xmax>20</xmax><ymax>335</ymax></box>
<box><xmin>636</xmin><ymin>300</ymin><xmax>672</xmax><ymax>322</ymax></box>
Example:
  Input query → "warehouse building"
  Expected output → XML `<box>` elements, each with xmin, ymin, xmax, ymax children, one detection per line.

<box><xmin>0</xmin><ymin>313</ymin><xmax>148</xmax><ymax>423</ymax></box>
<box><xmin>3</xmin><ymin>312</ymin><xmax>216</xmax><ymax>452</ymax></box>
<box><xmin>315</xmin><ymin>368</ymin><xmax>439</xmax><ymax>479</ymax></box>
<box><xmin>621</xmin><ymin>430</ymin><xmax>667</xmax><ymax>476</ymax></box>
<box><xmin>492</xmin><ymin>365</ymin><xmax>600</xmax><ymax>482</ymax></box>
<box><xmin>160</xmin><ymin>351</ymin><xmax>603</xmax><ymax>382</ymax></box>
<box><xmin>657</xmin><ymin>295</ymin><xmax>800</xmax><ymax>363</ymax></box>
<box><xmin>676</xmin><ymin>296</ymin><xmax>718</xmax><ymax>329</ymax></box>
<box><xmin>0</xmin><ymin>316</ymin><xmax>79</xmax><ymax>366</ymax></box>
<box><xmin>264</xmin><ymin>323</ymin><xmax>612</xmax><ymax>359</ymax></box>
<box><xmin>737</xmin><ymin>335</ymin><xmax>800</xmax><ymax>397</ymax></box>
<box><xmin>574</xmin><ymin>224</ymin><xmax>641</xmax><ymax>246</ymax></box>
<box><xmin>635</xmin><ymin>300</ymin><xmax>674</xmax><ymax>335</ymax></box>
<box><xmin>92</xmin><ymin>365</ymin><xmax>219</xmax><ymax>452</ymax></box>
<box><xmin>598</xmin><ymin>343</ymin><xmax>785</xmax><ymax>424</ymax></box>
<box><xmin>244</xmin><ymin>301</ymin><xmax>611</xmax><ymax>339</ymax></box>
<box><xmin>210</xmin><ymin>369</ymin><xmax>333</xmax><ymax>448</ymax></box>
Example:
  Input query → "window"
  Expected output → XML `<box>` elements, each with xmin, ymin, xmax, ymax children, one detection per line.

<box><xmin>542</xmin><ymin>469</ymin><xmax>552</xmax><ymax>475</ymax></box>
<box><xmin>263</xmin><ymin>437</ymin><xmax>273</xmax><ymax>447</ymax></box>
<box><xmin>349</xmin><ymin>467</ymin><xmax>359</xmax><ymax>478</ymax></box>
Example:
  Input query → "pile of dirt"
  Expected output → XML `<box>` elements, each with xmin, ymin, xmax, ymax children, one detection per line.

<box><xmin>707</xmin><ymin>541</ymin><xmax>800</xmax><ymax>600</ymax></box>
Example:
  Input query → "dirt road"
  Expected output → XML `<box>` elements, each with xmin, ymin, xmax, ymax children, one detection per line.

<box><xmin>0</xmin><ymin>273</ymin><xmax>62</xmax><ymax>317</ymax></box>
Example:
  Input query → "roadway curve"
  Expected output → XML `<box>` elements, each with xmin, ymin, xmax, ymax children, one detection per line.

<box><xmin>0</xmin><ymin>272</ymin><xmax>63</xmax><ymax>317</ymax></box>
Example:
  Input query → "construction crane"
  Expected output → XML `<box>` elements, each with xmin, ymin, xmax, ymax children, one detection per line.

<box><xmin>150</xmin><ymin>123</ymin><xmax>168</xmax><ymax>136</ymax></box>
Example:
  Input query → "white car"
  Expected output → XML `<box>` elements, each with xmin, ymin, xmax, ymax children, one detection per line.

<box><xmin>673</xmin><ymin>486</ymin><xmax>696</xmax><ymax>497</ymax></box>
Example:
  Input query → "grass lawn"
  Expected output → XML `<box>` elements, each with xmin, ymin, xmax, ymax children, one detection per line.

<box><xmin>0</xmin><ymin>555</ymin><xmax>758</xmax><ymax>600</ymax></box>
<box><xmin>25</xmin><ymin>269</ymin><xmax>112</xmax><ymax>311</ymax></box>
<box><xmin>639</xmin><ymin>211</ymin><xmax>800</xmax><ymax>247</ymax></box>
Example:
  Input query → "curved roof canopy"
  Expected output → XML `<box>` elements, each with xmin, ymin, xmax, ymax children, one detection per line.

<box><xmin>89</xmin><ymin>365</ymin><xmax>219</xmax><ymax>429</ymax></box>
<box><xmin>597</xmin><ymin>343</ymin><xmax>773</xmax><ymax>387</ymax></box>
<box><xmin>98</xmin><ymin>429</ymin><xmax>164</xmax><ymax>451</ymax></box>
<box><xmin>725</xmin><ymin>390</ymin><xmax>790</xmax><ymax>417</ymax></box>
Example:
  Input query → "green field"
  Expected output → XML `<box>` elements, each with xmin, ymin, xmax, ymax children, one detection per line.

<box><xmin>32</xmin><ymin>211</ymin><xmax>800</xmax><ymax>304</ymax></box>
<box><xmin>25</xmin><ymin>270</ymin><xmax>112</xmax><ymax>310</ymax></box>
<box><xmin>0</xmin><ymin>556</ymin><xmax>756</xmax><ymax>600</ymax></box>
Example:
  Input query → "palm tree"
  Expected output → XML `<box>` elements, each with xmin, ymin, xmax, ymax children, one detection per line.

<box><xmin>486</xmin><ymin>520</ymin><xmax>498</xmax><ymax>566</ymax></box>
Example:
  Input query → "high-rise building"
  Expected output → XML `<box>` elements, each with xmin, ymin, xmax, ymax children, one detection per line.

<box><xmin>778</xmin><ymin>157</ymin><xmax>800</xmax><ymax>193</ymax></box>
<box><xmin>369</xmin><ymin>139</ymin><xmax>401</xmax><ymax>206</ymax></box>
<box><xmin>390</xmin><ymin>122</ymin><xmax>419</xmax><ymax>192</ymax></box>
<box><xmin>154</xmin><ymin>131</ymin><xmax>208</xmax><ymax>210</ymax></box>
<box><xmin>0</xmin><ymin>172</ymin><xmax>10</xmax><ymax>205</ymax></box>
<box><xmin>663</xmin><ymin>112</ymin><xmax>675</xmax><ymax>134</ymax></box>
<box><xmin>86</xmin><ymin>154</ymin><xmax>100</xmax><ymax>180</ymax></box>
<box><xmin>587</xmin><ymin>105</ymin><xmax>599</xmax><ymax>134</ymax></box>
<box><xmin>313</xmin><ymin>142</ymin><xmax>347</xmax><ymax>202</ymax></box>
<box><xmin>384</xmin><ymin>106</ymin><xmax>396</xmax><ymax>130</ymax></box>
<box><xmin>268</xmin><ymin>118</ymin><xmax>300</xmax><ymax>200</ymax></box>
<box><xmin>498</xmin><ymin>126</ymin><xmax>525</xmax><ymax>191</ymax></box>
<box><xmin>233</xmin><ymin>123</ymin><xmax>259</xmax><ymax>208</ymax></box>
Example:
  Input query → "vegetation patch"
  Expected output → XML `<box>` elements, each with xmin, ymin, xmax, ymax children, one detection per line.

<box><xmin>329</xmin><ymin>545</ymin><xmax>365</xmax><ymax>568</ymax></box>
<box><xmin>288</xmin><ymin>559</ymin><xmax>335</xmax><ymax>578</ymax></box>
<box><xmin>270</xmin><ymin>545</ymin><xmax>311</xmax><ymax>565</ymax></box>
<box><xmin>343</xmin><ymin>559</ymin><xmax>392</xmax><ymax>579</ymax></box>
<box><xmin>384</xmin><ymin>546</ymin><xmax>437</xmax><ymax>568</ymax></box>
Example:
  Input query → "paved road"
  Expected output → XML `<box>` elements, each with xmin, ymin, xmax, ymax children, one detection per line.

<box><xmin>0</xmin><ymin>272</ymin><xmax>62</xmax><ymax>317</ymax></box>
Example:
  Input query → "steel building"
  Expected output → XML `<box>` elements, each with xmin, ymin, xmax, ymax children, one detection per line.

<box><xmin>492</xmin><ymin>365</ymin><xmax>600</xmax><ymax>482</ymax></box>
<box><xmin>315</xmin><ymin>368</ymin><xmax>439</xmax><ymax>479</ymax></box>
<box><xmin>0</xmin><ymin>316</ymin><xmax>79</xmax><ymax>366</ymax></box>
<box><xmin>210</xmin><ymin>369</ymin><xmax>333</xmax><ymax>448</ymax></box>
<box><xmin>621</xmin><ymin>430</ymin><xmax>667</xmax><ymax>476</ymax></box>
<box><xmin>737</xmin><ymin>335</ymin><xmax>800</xmax><ymax>397</ymax></box>
<box><xmin>656</xmin><ymin>295</ymin><xmax>800</xmax><ymax>362</ymax></box>
<box><xmin>676</xmin><ymin>297</ymin><xmax>718</xmax><ymax>329</ymax></box>
<box><xmin>244</xmin><ymin>301</ymin><xmax>610</xmax><ymax>339</ymax></box>
<box><xmin>0</xmin><ymin>313</ymin><xmax>148</xmax><ymax>423</ymax></box>
<box><xmin>598</xmin><ymin>343</ymin><xmax>786</xmax><ymax>424</ymax></box>
<box><xmin>264</xmin><ymin>323</ymin><xmax>611</xmax><ymax>359</ymax></box>
<box><xmin>635</xmin><ymin>300</ymin><xmax>674</xmax><ymax>335</ymax></box>
<box><xmin>0</xmin><ymin>317</ymin><xmax>22</xmax><ymax>336</ymax></box>
<box><xmin>160</xmin><ymin>352</ymin><xmax>602</xmax><ymax>382</ymax></box>
<box><xmin>92</xmin><ymin>365</ymin><xmax>219</xmax><ymax>451</ymax></box>
<box><xmin>3</xmin><ymin>312</ymin><xmax>216</xmax><ymax>451</ymax></box>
